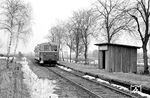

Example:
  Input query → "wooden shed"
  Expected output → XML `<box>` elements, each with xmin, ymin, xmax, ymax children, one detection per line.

<box><xmin>95</xmin><ymin>43</ymin><xmax>140</xmax><ymax>73</ymax></box>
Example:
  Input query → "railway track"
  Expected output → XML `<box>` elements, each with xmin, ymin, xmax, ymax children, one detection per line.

<box><xmin>45</xmin><ymin>65</ymin><xmax>139</xmax><ymax>98</ymax></box>
<box><xmin>57</xmin><ymin>63</ymin><xmax>150</xmax><ymax>96</ymax></box>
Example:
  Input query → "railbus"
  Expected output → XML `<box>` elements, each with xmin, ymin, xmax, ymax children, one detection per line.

<box><xmin>34</xmin><ymin>42</ymin><xmax>59</xmax><ymax>66</ymax></box>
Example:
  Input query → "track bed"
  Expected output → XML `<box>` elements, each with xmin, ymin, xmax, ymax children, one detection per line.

<box><xmin>47</xmin><ymin>66</ymin><xmax>137</xmax><ymax>98</ymax></box>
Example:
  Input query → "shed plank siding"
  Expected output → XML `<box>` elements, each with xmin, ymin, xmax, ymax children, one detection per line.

<box><xmin>128</xmin><ymin>48</ymin><xmax>131</xmax><ymax>72</ymax></box>
<box><xmin>113</xmin><ymin>46</ymin><xmax>116</xmax><ymax>71</ymax></box>
<box><xmin>111</xmin><ymin>46</ymin><xmax>116</xmax><ymax>71</ymax></box>
<box><xmin>112</xmin><ymin>46</ymin><xmax>133</xmax><ymax>73</ymax></box>
<box><xmin>125</xmin><ymin>47</ymin><xmax>128</xmax><ymax>72</ymax></box>
<box><xmin>130</xmin><ymin>49</ymin><xmax>137</xmax><ymax>73</ymax></box>
<box><xmin>115</xmin><ymin>46</ymin><xmax>121</xmax><ymax>72</ymax></box>
<box><xmin>123</xmin><ymin>47</ymin><xmax>131</xmax><ymax>72</ymax></box>
<box><xmin>109</xmin><ymin>46</ymin><xmax>115</xmax><ymax>72</ymax></box>
<box><xmin>128</xmin><ymin>48</ymin><xmax>133</xmax><ymax>72</ymax></box>
<box><xmin>110</xmin><ymin>46</ymin><xmax>122</xmax><ymax>72</ymax></box>
<box><xmin>127</xmin><ymin>48</ymin><xmax>131</xmax><ymax>72</ymax></box>
<box><xmin>130</xmin><ymin>49</ymin><xmax>134</xmax><ymax>72</ymax></box>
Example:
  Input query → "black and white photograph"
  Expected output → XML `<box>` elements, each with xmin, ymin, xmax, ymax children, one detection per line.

<box><xmin>0</xmin><ymin>0</ymin><xmax>150</xmax><ymax>98</ymax></box>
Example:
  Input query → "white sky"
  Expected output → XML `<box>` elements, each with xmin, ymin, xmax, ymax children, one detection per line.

<box><xmin>14</xmin><ymin>0</ymin><xmax>96</xmax><ymax>53</ymax></box>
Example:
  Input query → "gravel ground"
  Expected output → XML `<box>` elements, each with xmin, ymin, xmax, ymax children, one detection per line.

<box><xmin>59</xmin><ymin>61</ymin><xmax>150</xmax><ymax>89</ymax></box>
<box><xmin>29</xmin><ymin>60</ymin><xmax>94</xmax><ymax>98</ymax></box>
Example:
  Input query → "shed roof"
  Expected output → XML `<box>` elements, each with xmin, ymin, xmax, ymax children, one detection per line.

<box><xmin>95</xmin><ymin>43</ymin><xmax>141</xmax><ymax>49</ymax></box>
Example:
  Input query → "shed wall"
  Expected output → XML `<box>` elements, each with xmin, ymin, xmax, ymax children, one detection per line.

<box><xmin>106</xmin><ymin>46</ymin><xmax>137</xmax><ymax>73</ymax></box>
<box><xmin>105</xmin><ymin>50</ymin><xmax>109</xmax><ymax>71</ymax></box>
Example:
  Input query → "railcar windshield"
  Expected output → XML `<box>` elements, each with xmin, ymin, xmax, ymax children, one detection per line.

<box><xmin>44</xmin><ymin>45</ymin><xmax>50</xmax><ymax>51</ymax></box>
<box><xmin>43</xmin><ymin>44</ymin><xmax>58</xmax><ymax>51</ymax></box>
<box><xmin>51</xmin><ymin>45</ymin><xmax>57</xmax><ymax>51</ymax></box>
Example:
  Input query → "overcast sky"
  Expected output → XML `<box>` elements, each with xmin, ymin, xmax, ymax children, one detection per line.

<box><xmin>16</xmin><ymin>0</ymin><xmax>96</xmax><ymax>53</ymax></box>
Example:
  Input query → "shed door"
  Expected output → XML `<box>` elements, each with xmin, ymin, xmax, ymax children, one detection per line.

<box><xmin>102</xmin><ymin>51</ymin><xmax>105</xmax><ymax>69</ymax></box>
<box><xmin>99</xmin><ymin>50</ymin><xmax>106</xmax><ymax>69</ymax></box>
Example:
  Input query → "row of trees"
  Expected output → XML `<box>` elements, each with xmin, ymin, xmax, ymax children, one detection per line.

<box><xmin>0</xmin><ymin>0</ymin><xmax>32</xmax><ymax>68</ymax></box>
<box><xmin>48</xmin><ymin>0</ymin><xmax>150</xmax><ymax>74</ymax></box>
<box><xmin>47</xmin><ymin>9</ymin><xmax>96</xmax><ymax>64</ymax></box>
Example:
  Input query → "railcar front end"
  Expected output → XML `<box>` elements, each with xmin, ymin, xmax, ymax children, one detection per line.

<box><xmin>34</xmin><ymin>42</ymin><xmax>59</xmax><ymax>66</ymax></box>
<box><xmin>39</xmin><ymin>51</ymin><xmax>59</xmax><ymax>64</ymax></box>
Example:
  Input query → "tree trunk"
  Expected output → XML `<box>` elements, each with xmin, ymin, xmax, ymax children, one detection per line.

<box><xmin>106</xmin><ymin>21</ymin><xmax>110</xmax><ymax>44</ymax></box>
<box><xmin>75</xmin><ymin>31</ymin><xmax>79</xmax><ymax>63</ymax></box>
<box><xmin>13</xmin><ymin>33</ymin><xmax>20</xmax><ymax>62</ymax></box>
<box><xmin>75</xmin><ymin>46</ymin><xmax>79</xmax><ymax>63</ymax></box>
<box><xmin>142</xmin><ymin>43</ymin><xmax>149</xmax><ymax>74</ymax></box>
<box><xmin>6</xmin><ymin>33</ymin><xmax>13</xmax><ymax>68</ymax></box>
<box><xmin>84</xmin><ymin>45</ymin><xmax>88</xmax><ymax>65</ymax></box>
<box><xmin>69</xmin><ymin>47</ymin><xmax>72</xmax><ymax>62</ymax></box>
<box><xmin>108</xmin><ymin>39</ymin><xmax>111</xmax><ymax>43</ymax></box>
<box><xmin>13</xmin><ymin>40</ymin><xmax>18</xmax><ymax>60</ymax></box>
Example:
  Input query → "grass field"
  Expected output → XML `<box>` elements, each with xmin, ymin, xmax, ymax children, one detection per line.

<box><xmin>137</xmin><ymin>64</ymin><xmax>150</xmax><ymax>74</ymax></box>
<box><xmin>63</xmin><ymin>58</ymin><xmax>150</xmax><ymax>75</ymax></box>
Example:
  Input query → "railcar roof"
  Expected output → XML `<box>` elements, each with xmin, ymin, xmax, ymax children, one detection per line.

<box><xmin>37</xmin><ymin>42</ymin><xmax>58</xmax><ymax>46</ymax></box>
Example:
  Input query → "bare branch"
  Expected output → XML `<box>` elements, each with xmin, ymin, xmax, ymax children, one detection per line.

<box><xmin>130</xmin><ymin>14</ymin><xmax>144</xmax><ymax>41</ymax></box>
<box><xmin>95</xmin><ymin>0</ymin><xmax>130</xmax><ymax>43</ymax></box>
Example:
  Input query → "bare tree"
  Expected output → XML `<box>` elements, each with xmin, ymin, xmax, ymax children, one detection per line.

<box><xmin>13</xmin><ymin>3</ymin><xmax>32</xmax><ymax>60</ymax></box>
<box><xmin>0</xmin><ymin>0</ymin><xmax>22</xmax><ymax>67</ymax></box>
<box><xmin>64</xmin><ymin>22</ymin><xmax>75</xmax><ymax>62</ymax></box>
<box><xmin>48</xmin><ymin>24</ymin><xmax>66</xmax><ymax>61</ymax></box>
<box><xmin>0</xmin><ymin>1</ymin><xmax>31</xmax><ymax>97</ymax></box>
<box><xmin>47</xmin><ymin>29</ymin><xmax>56</xmax><ymax>42</ymax></box>
<box><xmin>126</xmin><ymin>0</ymin><xmax>150</xmax><ymax>74</ymax></box>
<box><xmin>71</xmin><ymin>12</ymin><xmax>84</xmax><ymax>63</ymax></box>
<box><xmin>94</xmin><ymin>0</ymin><xmax>131</xmax><ymax>43</ymax></box>
<box><xmin>78</xmin><ymin>9</ymin><xmax>97</xmax><ymax>64</ymax></box>
<box><xmin>0</xmin><ymin>0</ymin><xmax>31</xmax><ymax>65</ymax></box>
